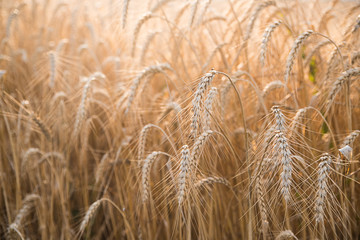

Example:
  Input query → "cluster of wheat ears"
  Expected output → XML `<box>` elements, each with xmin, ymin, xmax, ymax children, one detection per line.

<box><xmin>1</xmin><ymin>0</ymin><xmax>360</xmax><ymax>239</ymax></box>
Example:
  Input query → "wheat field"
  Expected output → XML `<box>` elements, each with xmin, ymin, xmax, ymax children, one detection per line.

<box><xmin>1</xmin><ymin>0</ymin><xmax>360</xmax><ymax>239</ymax></box>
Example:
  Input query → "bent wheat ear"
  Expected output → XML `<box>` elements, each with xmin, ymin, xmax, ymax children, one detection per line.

<box><xmin>245</xmin><ymin>1</ymin><xmax>276</xmax><ymax>41</ymax></box>
<box><xmin>141</xmin><ymin>151</ymin><xmax>161</xmax><ymax>203</ymax></box>
<box><xmin>315</xmin><ymin>153</ymin><xmax>332</xmax><ymax>224</ymax></box>
<box><xmin>189</xmin><ymin>0</ymin><xmax>199</xmax><ymax>27</ymax></box>
<box><xmin>262</xmin><ymin>80</ymin><xmax>284</xmax><ymax>97</ymax></box>
<box><xmin>260</xmin><ymin>20</ymin><xmax>282</xmax><ymax>67</ymax></box>
<box><xmin>8</xmin><ymin>194</ymin><xmax>40</xmax><ymax>239</ymax></box>
<box><xmin>203</xmin><ymin>87</ymin><xmax>218</xmax><ymax>131</ymax></box>
<box><xmin>304</xmin><ymin>40</ymin><xmax>331</xmax><ymax>66</ymax></box>
<box><xmin>178</xmin><ymin>145</ymin><xmax>190</xmax><ymax>206</ymax></box>
<box><xmin>191</xmin><ymin>69</ymin><xmax>217</xmax><ymax>138</ymax></box>
<box><xmin>341</xmin><ymin>130</ymin><xmax>360</xmax><ymax>147</ymax></box>
<box><xmin>150</xmin><ymin>0</ymin><xmax>173</xmax><ymax>12</ymax></box>
<box><xmin>131</xmin><ymin>12</ymin><xmax>154</xmax><ymax>56</ymax></box>
<box><xmin>190</xmin><ymin>130</ymin><xmax>213</xmax><ymax>170</ymax></box>
<box><xmin>79</xmin><ymin>199</ymin><xmax>103</xmax><ymax>233</ymax></box>
<box><xmin>6</xmin><ymin>9</ymin><xmax>19</xmax><ymax>38</ymax></box>
<box><xmin>326</xmin><ymin>68</ymin><xmax>360</xmax><ymax>113</ymax></box>
<box><xmin>284</xmin><ymin>30</ymin><xmax>314</xmax><ymax>83</ymax></box>
<box><xmin>275</xmin><ymin>230</ymin><xmax>298</xmax><ymax>240</ymax></box>
<box><xmin>122</xmin><ymin>0</ymin><xmax>130</xmax><ymax>29</ymax></box>
<box><xmin>30</xmin><ymin>112</ymin><xmax>51</xmax><ymax>140</ymax></box>
<box><xmin>95</xmin><ymin>153</ymin><xmax>109</xmax><ymax>184</ymax></box>
<box><xmin>125</xmin><ymin>63</ymin><xmax>173</xmax><ymax>114</ymax></box>
<box><xmin>195</xmin><ymin>176</ymin><xmax>230</xmax><ymax>188</ymax></box>
<box><xmin>12</xmin><ymin>194</ymin><xmax>40</xmax><ymax>226</ymax></box>
<box><xmin>139</xmin><ymin>30</ymin><xmax>161</xmax><ymax>65</ymax></box>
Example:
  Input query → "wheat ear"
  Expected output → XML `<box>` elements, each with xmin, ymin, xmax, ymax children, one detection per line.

<box><xmin>341</xmin><ymin>130</ymin><xmax>360</xmax><ymax>147</ymax></box>
<box><xmin>190</xmin><ymin>130</ymin><xmax>213</xmax><ymax>171</ymax></box>
<box><xmin>122</xmin><ymin>0</ymin><xmax>130</xmax><ymax>29</ymax></box>
<box><xmin>29</xmin><ymin>112</ymin><xmax>51</xmax><ymax>140</ymax></box>
<box><xmin>125</xmin><ymin>63</ymin><xmax>173</xmax><ymax>114</ymax></box>
<box><xmin>256</xmin><ymin>177</ymin><xmax>269</xmax><ymax>237</ymax></box>
<box><xmin>323</xmin><ymin>42</ymin><xmax>347</xmax><ymax>88</ymax></box>
<box><xmin>284</xmin><ymin>30</ymin><xmax>314</xmax><ymax>83</ymax></box>
<box><xmin>79</xmin><ymin>199</ymin><xmax>104</xmax><ymax>233</ymax></box>
<box><xmin>274</xmin><ymin>131</ymin><xmax>293</xmax><ymax>203</ymax></box>
<box><xmin>271</xmin><ymin>106</ymin><xmax>286</xmax><ymax>132</ymax></box>
<box><xmin>73</xmin><ymin>77</ymin><xmax>93</xmax><ymax>137</ymax></box>
<box><xmin>150</xmin><ymin>0</ymin><xmax>173</xmax><ymax>12</ymax></box>
<box><xmin>56</xmin><ymin>38</ymin><xmax>69</xmax><ymax>53</ymax></box>
<box><xmin>304</xmin><ymin>40</ymin><xmax>331</xmax><ymax>66</ymax></box>
<box><xmin>95</xmin><ymin>153</ymin><xmax>109</xmax><ymax>184</ymax></box>
<box><xmin>191</xmin><ymin>69</ymin><xmax>217</xmax><ymax>138</ymax></box>
<box><xmin>178</xmin><ymin>145</ymin><xmax>190</xmax><ymax>207</ymax></box>
<box><xmin>262</xmin><ymin>80</ymin><xmax>285</xmax><ymax>97</ymax></box>
<box><xmin>6</xmin><ymin>9</ymin><xmax>19</xmax><ymax>38</ymax></box>
<box><xmin>138</xmin><ymin>124</ymin><xmax>152</xmax><ymax>167</ymax></box>
<box><xmin>141</xmin><ymin>151</ymin><xmax>164</xmax><ymax>203</ymax></box>
<box><xmin>326</xmin><ymin>67</ymin><xmax>360</xmax><ymax>113</ymax></box>
<box><xmin>131</xmin><ymin>12</ymin><xmax>154</xmax><ymax>57</ymax></box>
<box><xmin>48</xmin><ymin>51</ymin><xmax>56</xmax><ymax>88</ymax></box>
<box><xmin>195</xmin><ymin>176</ymin><xmax>230</xmax><ymax>188</ymax></box>
<box><xmin>315</xmin><ymin>153</ymin><xmax>332</xmax><ymax>224</ymax></box>
<box><xmin>351</xmin><ymin>51</ymin><xmax>360</xmax><ymax>64</ymax></box>
<box><xmin>203</xmin><ymin>87</ymin><xmax>218</xmax><ymax>131</ymax></box>
<box><xmin>189</xmin><ymin>0</ymin><xmax>199</xmax><ymax>27</ymax></box>
<box><xmin>245</xmin><ymin>1</ymin><xmax>276</xmax><ymax>41</ymax></box>
<box><xmin>139</xmin><ymin>30</ymin><xmax>161</xmax><ymax>65</ymax></box>
<box><xmin>8</xmin><ymin>194</ymin><xmax>40</xmax><ymax>239</ymax></box>
<box><xmin>275</xmin><ymin>230</ymin><xmax>298</xmax><ymax>240</ymax></box>
<box><xmin>260</xmin><ymin>20</ymin><xmax>282</xmax><ymax>67</ymax></box>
